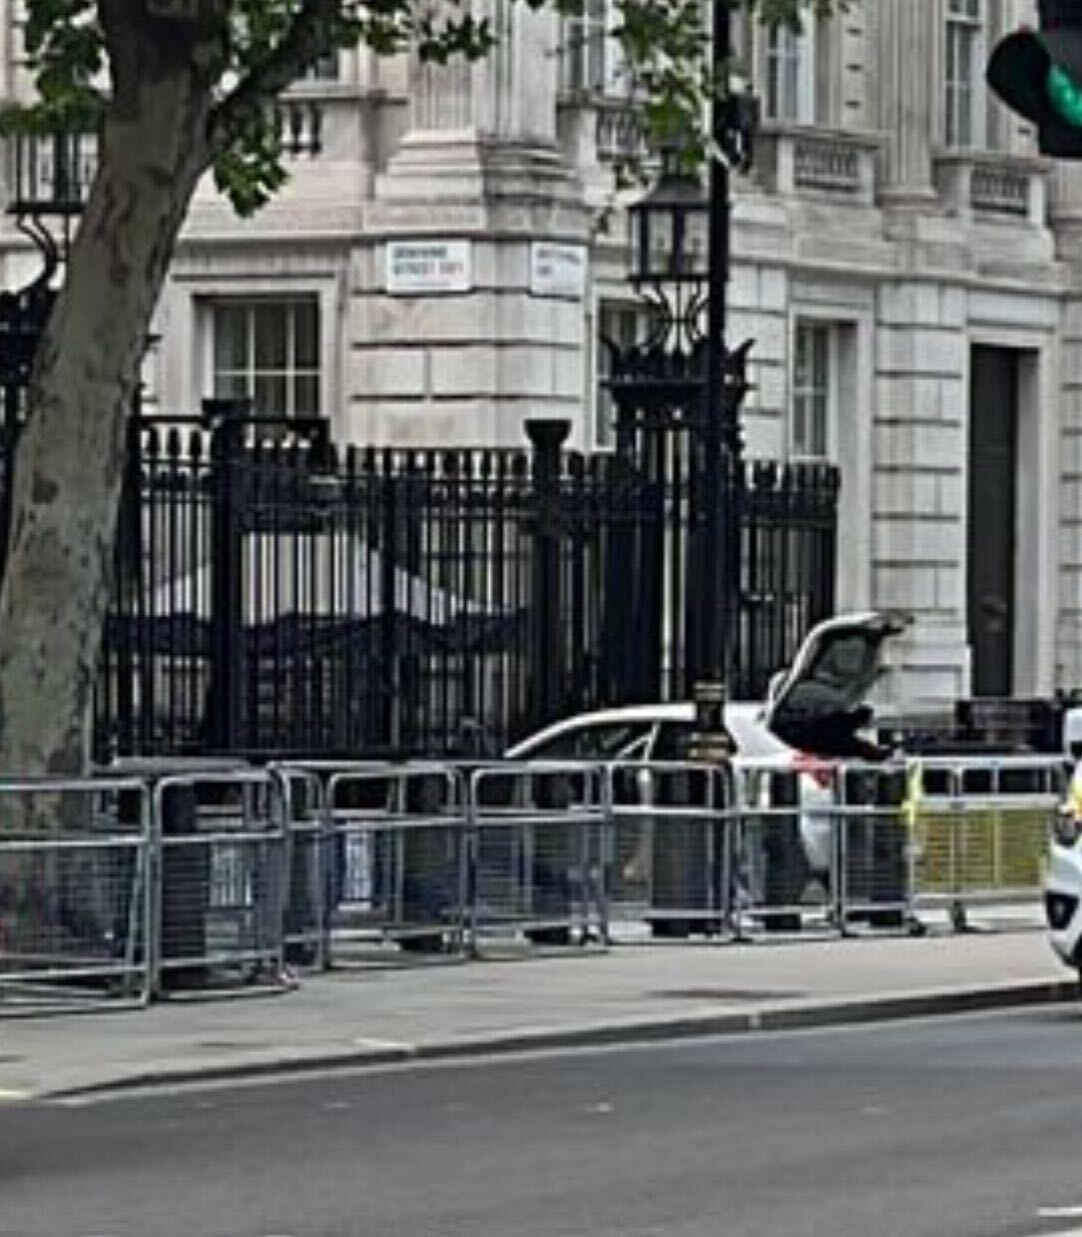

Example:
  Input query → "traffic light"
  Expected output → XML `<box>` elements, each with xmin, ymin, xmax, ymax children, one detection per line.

<box><xmin>987</xmin><ymin>1</ymin><xmax>1082</xmax><ymax>157</ymax></box>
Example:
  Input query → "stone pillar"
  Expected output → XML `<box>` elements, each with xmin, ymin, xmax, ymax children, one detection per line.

<box><xmin>873</xmin><ymin>278</ymin><xmax>972</xmax><ymax>706</ymax></box>
<box><xmin>1051</xmin><ymin>159</ymin><xmax>1082</xmax><ymax>689</ymax></box>
<box><xmin>412</xmin><ymin>58</ymin><xmax>473</xmax><ymax>131</ymax></box>
<box><xmin>354</xmin><ymin>5</ymin><xmax>591</xmax><ymax>448</ymax></box>
<box><xmin>877</xmin><ymin>0</ymin><xmax>937</xmax><ymax>203</ymax></box>
<box><xmin>834</xmin><ymin>6</ymin><xmax>868</xmax><ymax>131</ymax></box>
<box><xmin>1051</xmin><ymin>163</ymin><xmax>1082</xmax><ymax>239</ymax></box>
<box><xmin>409</xmin><ymin>0</ymin><xmax>556</xmax><ymax>143</ymax></box>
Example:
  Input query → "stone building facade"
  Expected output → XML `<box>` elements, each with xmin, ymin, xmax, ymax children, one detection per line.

<box><xmin>2</xmin><ymin>0</ymin><xmax>1081</xmax><ymax>715</ymax></box>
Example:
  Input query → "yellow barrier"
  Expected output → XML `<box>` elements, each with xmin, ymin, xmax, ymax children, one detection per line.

<box><xmin>910</xmin><ymin>806</ymin><xmax>1050</xmax><ymax>897</ymax></box>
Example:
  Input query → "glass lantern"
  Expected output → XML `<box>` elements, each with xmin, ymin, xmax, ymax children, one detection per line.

<box><xmin>628</xmin><ymin>158</ymin><xmax>708</xmax><ymax>288</ymax></box>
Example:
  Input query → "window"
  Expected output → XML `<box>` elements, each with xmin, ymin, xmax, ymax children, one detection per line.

<box><xmin>792</xmin><ymin>321</ymin><xmax>833</xmax><ymax>460</ymax></box>
<box><xmin>522</xmin><ymin>721</ymin><xmax>654</xmax><ymax>761</ymax></box>
<box><xmin>302</xmin><ymin>49</ymin><xmax>339</xmax><ymax>82</ymax></box>
<box><xmin>212</xmin><ymin>298</ymin><xmax>320</xmax><ymax>418</ymax></box>
<box><xmin>560</xmin><ymin>0</ymin><xmax>622</xmax><ymax>94</ymax></box>
<box><xmin>763</xmin><ymin>19</ymin><xmax>814</xmax><ymax>123</ymax></box>
<box><xmin>594</xmin><ymin>302</ymin><xmax>653</xmax><ymax>450</ymax></box>
<box><xmin>652</xmin><ymin>721</ymin><xmax>695</xmax><ymax>761</ymax></box>
<box><xmin>945</xmin><ymin>0</ymin><xmax>983</xmax><ymax>148</ymax></box>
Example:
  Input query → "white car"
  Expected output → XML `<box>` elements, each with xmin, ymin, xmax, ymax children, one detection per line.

<box><xmin>1046</xmin><ymin>761</ymin><xmax>1082</xmax><ymax>971</ymax></box>
<box><xmin>507</xmin><ymin>610</ymin><xmax>912</xmax><ymax>893</ymax></box>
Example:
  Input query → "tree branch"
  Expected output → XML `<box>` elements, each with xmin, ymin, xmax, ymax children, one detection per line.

<box><xmin>208</xmin><ymin>0</ymin><xmax>346</xmax><ymax>151</ymax></box>
<box><xmin>98</xmin><ymin>0</ymin><xmax>144</xmax><ymax>112</ymax></box>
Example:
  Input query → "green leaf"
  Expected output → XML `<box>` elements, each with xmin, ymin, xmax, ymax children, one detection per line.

<box><xmin>9</xmin><ymin>0</ymin><xmax>844</xmax><ymax>217</ymax></box>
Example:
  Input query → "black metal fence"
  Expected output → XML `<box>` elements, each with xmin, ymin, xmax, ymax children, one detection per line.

<box><xmin>85</xmin><ymin>409</ymin><xmax>838</xmax><ymax>762</ymax></box>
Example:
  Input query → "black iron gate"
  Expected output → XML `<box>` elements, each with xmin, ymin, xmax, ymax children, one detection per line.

<box><xmin>89</xmin><ymin>406</ymin><xmax>838</xmax><ymax>761</ymax></box>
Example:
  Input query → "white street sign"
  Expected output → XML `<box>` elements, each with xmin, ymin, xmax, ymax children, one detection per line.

<box><xmin>529</xmin><ymin>242</ymin><xmax>587</xmax><ymax>298</ymax></box>
<box><xmin>386</xmin><ymin>240</ymin><xmax>472</xmax><ymax>295</ymax></box>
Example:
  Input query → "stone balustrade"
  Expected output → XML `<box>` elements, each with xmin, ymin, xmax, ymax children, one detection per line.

<box><xmin>933</xmin><ymin>150</ymin><xmax>1049</xmax><ymax>226</ymax></box>
<box><xmin>752</xmin><ymin>124</ymin><xmax>883</xmax><ymax>206</ymax></box>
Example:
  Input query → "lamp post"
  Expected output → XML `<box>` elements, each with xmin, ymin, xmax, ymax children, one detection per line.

<box><xmin>609</xmin><ymin>2</ymin><xmax>757</xmax><ymax>740</ymax></box>
<box><xmin>704</xmin><ymin>0</ymin><xmax>732</xmax><ymax>705</ymax></box>
<box><xmin>700</xmin><ymin>0</ymin><xmax>758</xmax><ymax>733</ymax></box>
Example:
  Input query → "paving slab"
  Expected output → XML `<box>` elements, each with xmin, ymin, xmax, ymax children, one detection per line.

<box><xmin>0</xmin><ymin>927</ymin><xmax>1073</xmax><ymax>1100</ymax></box>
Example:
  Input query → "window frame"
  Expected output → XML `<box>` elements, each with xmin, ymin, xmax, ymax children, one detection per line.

<box><xmin>302</xmin><ymin>49</ymin><xmax>340</xmax><ymax>83</ymax></box>
<box><xmin>944</xmin><ymin>0</ymin><xmax>985</xmax><ymax>150</ymax></box>
<box><xmin>762</xmin><ymin>15</ymin><xmax>816</xmax><ymax>125</ymax></box>
<box><xmin>560</xmin><ymin>0</ymin><xmax>624</xmax><ymax>95</ymax></box>
<box><xmin>790</xmin><ymin>319</ymin><xmax>837</xmax><ymax>462</ymax></box>
<box><xmin>207</xmin><ymin>296</ymin><xmax>322</xmax><ymax>420</ymax></box>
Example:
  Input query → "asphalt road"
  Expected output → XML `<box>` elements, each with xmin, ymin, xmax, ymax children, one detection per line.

<box><xmin>7</xmin><ymin>1006</ymin><xmax>1082</xmax><ymax>1237</ymax></box>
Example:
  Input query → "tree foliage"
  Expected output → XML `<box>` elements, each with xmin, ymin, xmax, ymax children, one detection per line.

<box><xmin>4</xmin><ymin>0</ymin><xmax>842</xmax><ymax>214</ymax></box>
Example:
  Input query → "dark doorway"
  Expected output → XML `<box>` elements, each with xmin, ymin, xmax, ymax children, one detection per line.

<box><xmin>967</xmin><ymin>346</ymin><xmax>1018</xmax><ymax>696</ymax></box>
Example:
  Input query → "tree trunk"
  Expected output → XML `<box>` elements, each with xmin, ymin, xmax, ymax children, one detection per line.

<box><xmin>0</xmin><ymin>33</ymin><xmax>215</xmax><ymax>787</ymax></box>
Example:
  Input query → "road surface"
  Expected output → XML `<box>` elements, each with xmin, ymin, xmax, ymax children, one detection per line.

<box><xmin>5</xmin><ymin>1005</ymin><xmax>1082</xmax><ymax>1237</ymax></box>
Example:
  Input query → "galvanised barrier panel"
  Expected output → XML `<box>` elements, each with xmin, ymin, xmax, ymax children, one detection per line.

<box><xmin>906</xmin><ymin>755</ymin><xmax>1068</xmax><ymax>929</ymax></box>
<box><xmin>150</xmin><ymin>769</ymin><xmax>286</xmax><ymax>994</ymax></box>
<box><xmin>0</xmin><ymin>776</ymin><xmax>153</xmax><ymax>1013</ymax></box>
<box><xmin>322</xmin><ymin>764</ymin><xmax>469</xmax><ymax>963</ymax></box>
<box><xmin>272</xmin><ymin>763</ymin><xmax>331</xmax><ymax>970</ymax></box>
<box><xmin>604</xmin><ymin>761</ymin><xmax>733</xmax><ymax>940</ymax></box>
<box><xmin>270</xmin><ymin>760</ymin><xmax>397</xmax><ymax>970</ymax></box>
<box><xmin>819</xmin><ymin>763</ymin><xmax>913</xmax><ymax>934</ymax></box>
<box><xmin>467</xmin><ymin>763</ymin><xmax>606</xmax><ymax>954</ymax></box>
<box><xmin>730</xmin><ymin>759</ymin><xmax>843</xmax><ymax>939</ymax></box>
<box><xmin>0</xmin><ymin>750</ymin><xmax>1063</xmax><ymax>1018</ymax></box>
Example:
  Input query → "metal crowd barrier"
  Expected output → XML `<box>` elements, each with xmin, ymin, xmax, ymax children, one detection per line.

<box><xmin>467</xmin><ymin>762</ymin><xmax>606</xmax><ymax>954</ymax></box>
<box><xmin>833</xmin><ymin>763</ymin><xmax>912</xmax><ymax>931</ymax></box>
<box><xmin>605</xmin><ymin>761</ymin><xmax>733</xmax><ymax>940</ymax></box>
<box><xmin>271</xmin><ymin>763</ymin><xmax>328</xmax><ymax>968</ymax></box>
<box><xmin>906</xmin><ymin>754</ymin><xmax>1067</xmax><ymax>930</ymax></box>
<box><xmin>730</xmin><ymin>759</ymin><xmax>839</xmax><ymax>938</ymax></box>
<box><xmin>0</xmin><ymin>749</ymin><xmax>1066</xmax><ymax>1015</ymax></box>
<box><xmin>0</xmin><ymin>776</ymin><xmax>153</xmax><ymax>1012</ymax></box>
<box><xmin>150</xmin><ymin>769</ymin><xmax>286</xmax><ymax>994</ymax></box>
<box><xmin>323</xmin><ymin>764</ymin><xmax>468</xmax><ymax>962</ymax></box>
<box><xmin>271</xmin><ymin>753</ymin><xmax>1064</xmax><ymax>957</ymax></box>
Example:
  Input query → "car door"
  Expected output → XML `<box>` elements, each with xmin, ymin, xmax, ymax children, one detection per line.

<box><xmin>762</xmin><ymin>611</ymin><xmax>912</xmax><ymax>759</ymax></box>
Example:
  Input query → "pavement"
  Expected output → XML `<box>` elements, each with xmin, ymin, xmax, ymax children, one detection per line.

<box><xmin>0</xmin><ymin>911</ymin><xmax>1076</xmax><ymax>1102</ymax></box>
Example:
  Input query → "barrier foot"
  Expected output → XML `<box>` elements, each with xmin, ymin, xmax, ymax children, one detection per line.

<box><xmin>949</xmin><ymin>901</ymin><xmax>970</xmax><ymax>933</ymax></box>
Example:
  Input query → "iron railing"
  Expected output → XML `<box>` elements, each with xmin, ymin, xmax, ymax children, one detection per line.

<box><xmin>85</xmin><ymin>409</ymin><xmax>837</xmax><ymax>761</ymax></box>
<box><xmin>0</xmin><ymin>338</ymin><xmax>837</xmax><ymax>760</ymax></box>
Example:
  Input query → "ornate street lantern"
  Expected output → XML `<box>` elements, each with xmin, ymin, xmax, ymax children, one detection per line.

<box><xmin>9</xmin><ymin>130</ymin><xmax>98</xmax><ymax>217</ymax></box>
<box><xmin>628</xmin><ymin>155</ymin><xmax>709</xmax><ymax>290</ymax></box>
<box><xmin>603</xmin><ymin>156</ymin><xmax>709</xmax><ymax>437</ymax></box>
<box><xmin>0</xmin><ymin>127</ymin><xmax>99</xmax><ymax>412</ymax></box>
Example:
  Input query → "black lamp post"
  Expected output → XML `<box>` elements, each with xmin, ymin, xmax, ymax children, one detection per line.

<box><xmin>699</xmin><ymin>0</ymin><xmax>758</xmax><ymax>723</ymax></box>
<box><xmin>609</xmin><ymin>0</ymin><xmax>757</xmax><ymax>739</ymax></box>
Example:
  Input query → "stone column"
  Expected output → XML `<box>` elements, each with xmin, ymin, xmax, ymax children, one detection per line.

<box><xmin>1052</xmin><ymin>164</ymin><xmax>1082</xmax><ymax>237</ymax></box>
<box><xmin>412</xmin><ymin>58</ymin><xmax>473</xmax><ymax>131</ymax></box>
<box><xmin>877</xmin><ymin>0</ymin><xmax>937</xmax><ymax>203</ymax></box>
<box><xmin>408</xmin><ymin>0</ymin><xmax>557</xmax><ymax>142</ymax></box>
<box><xmin>356</xmin><ymin>3</ymin><xmax>591</xmax><ymax>448</ymax></box>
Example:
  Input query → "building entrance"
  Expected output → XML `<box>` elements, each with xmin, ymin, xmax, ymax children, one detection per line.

<box><xmin>967</xmin><ymin>346</ymin><xmax>1018</xmax><ymax>696</ymax></box>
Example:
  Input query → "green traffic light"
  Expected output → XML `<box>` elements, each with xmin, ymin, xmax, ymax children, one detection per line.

<box><xmin>1048</xmin><ymin>62</ymin><xmax>1082</xmax><ymax>127</ymax></box>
